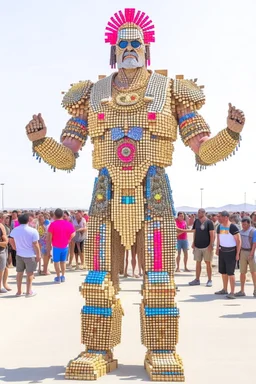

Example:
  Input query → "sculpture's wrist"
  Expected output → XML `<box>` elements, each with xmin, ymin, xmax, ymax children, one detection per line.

<box><xmin>226</xmin><ymin>127</ymin><xmax>240</xmax><ymax>141</ymax></box>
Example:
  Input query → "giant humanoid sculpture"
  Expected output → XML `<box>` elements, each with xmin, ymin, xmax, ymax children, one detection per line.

<box><xmin>26</xmin><ymin>8</ymin><xmax>245</xmax><ymax>382</ymax></box>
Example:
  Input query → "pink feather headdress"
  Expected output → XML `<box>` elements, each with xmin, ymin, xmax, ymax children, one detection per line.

<box><xmin>105</xmin><ymin>8</ymin><xmax>155</xmax><ymax>46</ymax></box>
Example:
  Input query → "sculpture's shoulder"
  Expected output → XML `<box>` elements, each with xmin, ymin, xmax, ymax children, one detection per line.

<box><xmin>90</xmin><ymin>73</ymin><xmax>115</xmax><ymax>111</ymax></box>
<box><xmin>93</xmin><ymin>73</ymin><xmax>114</xmax><ymax>86</ymax></box>
<box><xmin>62</xmin><ymin>80</ymin><xmax>94</xmax><ymax>113</ymax></box>
<box><xmin>171</xmin><ymin>75</ymin><xmax>205</xmax><ymax>110</ymax></box>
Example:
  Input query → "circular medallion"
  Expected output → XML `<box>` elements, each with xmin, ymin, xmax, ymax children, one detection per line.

<box><xmin>117</xmin><ymin>142</ymin><xmax>135</xmax><ymax>163</ymax></box>
<box><xmin>154</xmin><ymin>193</ymin><xmax>162</xmax><ymax>202</ymax></box>
<box><xmin>96</xmin><ymin>193</ymin><xmax>104</xmax><ymax>202</ymax></box>
<box><xmin>116</xmin><ymin>92</ymin><xmax>139</xmax><ymax>106</ymax></box>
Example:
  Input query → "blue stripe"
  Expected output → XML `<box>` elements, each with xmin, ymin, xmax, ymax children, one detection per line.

<box><xmin>145</xmin><ymin>307</ymin><xmax>179</xmax><ymax>317</ymax></box>
<box><xmin>152</xmin><ymin>372</ymin><xmax>183</xmax><ymax>376</ymax></box>
<box><xmin>165</xmin><ymin>174</ymin><xmax>176</xmax><ymax>216</ymax></box>
<box><xmin>148</xmin><ymin>272</ymin><xmax>170</xmax><ymax>284</ymax></box>
<box><xmin>121</xmin><ymin>196</ymin><xmax>135</xmax><ymax>204</ymax></box>
<box><xmin>85</xmin><ymin>271</ymin><xmax>107</xmax><ymax>284</ymax></box>
<box><xmin>87</xmin><ymin>350</ymin><xmax>107</xmax><ymax>355</ymax></box>
<box><xmin>82</xmin><ymin>306</ymin><xmax>112</xmax><ymax>317</ymax></box>
<box><xmin>71</xmin><ymin>117</ymin><xmax>88</xmax><ymax>127</ymax></box>
<box><xmin>178</xmin><ymin>112</ymin><xmax>196</xmax><ymax>125</ymax></box>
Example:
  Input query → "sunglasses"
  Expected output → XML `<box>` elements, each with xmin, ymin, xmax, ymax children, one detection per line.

<box><xmin>118</xmin><ymin>40</ymin><xmax>142</xmax><ymax>49</ymax></box>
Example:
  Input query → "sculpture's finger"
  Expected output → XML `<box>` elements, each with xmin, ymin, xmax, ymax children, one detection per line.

<box><xmin>26</xmin><ymin>125</ymin><xmax>33</xmax><ymax>133</ymax></box>
<box><xmin>38</xmin><ymin>113</ymin><xmax>44</xmax><ymax>125</ymax></box>
<box><xmin>228</xmin><ymin>103</ymin><xmax>233</xmax><ymax>118</ymax></box>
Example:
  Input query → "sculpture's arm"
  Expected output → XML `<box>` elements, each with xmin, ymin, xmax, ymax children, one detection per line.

<box><xmin>177</xmin><ymin>104</ymin><xmax>244</xmax><ymax>168</ymax></box>
<box><xmin>172</xmin><ymin>77</ymin><xmax>245</xmax><ymax>168</ymax></box>
<box><xmin>26</xmin><ymin>81</ymin><xmax>93</xmax><ymax>171</ymax></box>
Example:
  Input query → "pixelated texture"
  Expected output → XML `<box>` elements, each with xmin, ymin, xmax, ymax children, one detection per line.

<box><xmin>61</xmin><ymin>117</ymin><xmax>88</xmax><ymax>147</ymax></box>
<box><xmin>31</xmin><ymin>9</ymin><xmax>241</xmax><ymax>381</ymax></box>
<box><xmin>179</xmin><ymin>112</ymin><xmax>211</xmax><ymax>146</ymax></box>
<box><xmin>198</xmin><ymin>128</ymin><xmax>241</xmax><ymax>165</ymax></box>
<box><xmin>33</xmin><ymin>138</ymin><xmax>76</xmax><ymax>171</ymax></box>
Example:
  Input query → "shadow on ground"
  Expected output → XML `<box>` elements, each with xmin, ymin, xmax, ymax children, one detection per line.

<box><xmin>109</xmin><ymin>364</ymin><xmax>149</xmax><ymax>381</ymax></box>
<box><xmin>6</xmin><ymin>281</ymin><xmax>57</xmax><ymax>287</ymax></box>
<box><xmin>220</xmin><ymin>312</ymin><xmax>256</xmax><ymax>319</ymax></box>
<box><xmin>174</xmin><ymin>273</ymin><xmax>194</xmax><ymax>277</ymax></box>
<box><xmin>120</xmin><ymin>277</ymin><xmax>143</xmax><ymax>282</ymax></box>
<box><xmin>179</xmin><ymin>294</ymin><xmax>255</xmax><ymax>303</ymax></box>
<box><xmin>180</xmin><ymin>294</ymin><xmax>224</xmax><ymax>302</ymax></box>
<box><xmin>0</xmin><ymin>365</ymin><xmax>150</xmax><ymax>382</ymax></box>
<box><xmin>0</xmin><ymin>295</ymin><xmax>24</xmax><ymax>300</ymax></box>
<box><xmin>0</xmin><ymin>366</ymin><xmax>65</xmax><ymax>382</ymax></box>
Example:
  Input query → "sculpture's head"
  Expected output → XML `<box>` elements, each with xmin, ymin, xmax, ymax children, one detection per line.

<box><xmin>105</xmin><ymin>8</ymin><xmax>155</xmax><ymax>69</ymax></box>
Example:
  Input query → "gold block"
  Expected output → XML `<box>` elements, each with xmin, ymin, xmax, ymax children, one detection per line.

<box><xmin>106</xmin><ymin>359</ymin><xmax>118</xmax><ymax>373</ymax></box>
<box><xmin>155</xmin><ymin>69</ymin><xmax>168</xmax><ymax>77</ymax></box>
<box><xmin>175</xmin><ymin>75</ymin><xmax>184</xmax><ymax>79</ymax></box>
<box><xmin>65</xmin><ymin>352</ymin><xmax>118</xmax><ymax>381</ymax></box>
<box><xmin>144</xmin><ymin>353</ymin><xmax>185</xmax><ymax>382</ymax></box>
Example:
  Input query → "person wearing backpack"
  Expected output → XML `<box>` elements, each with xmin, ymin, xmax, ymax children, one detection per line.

<box><xmin>235</xmin><ymin>217</ymin><xmax>256</xmax><ymax>297</ymax></box>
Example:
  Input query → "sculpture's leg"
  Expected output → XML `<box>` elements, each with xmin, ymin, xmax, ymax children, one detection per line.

<box><xmin>65</xmin><ymin>216</ymin><xmax>123</xmax><ymax>380</ymax></box>
<box><xmin>141</xmin><ymin>169</ymin><xmax>185</xmax><ymax>381</ymax></box>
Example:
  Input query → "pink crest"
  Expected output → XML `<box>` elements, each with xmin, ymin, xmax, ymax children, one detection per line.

<box><xmin>105</xmin><ymin>8</ymin><xmax>155</xmax><ymax>45</ymax></box>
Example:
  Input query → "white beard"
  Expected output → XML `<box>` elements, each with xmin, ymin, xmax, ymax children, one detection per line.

<box><xmin>118</xmin><ymin>57</ymin><xmax>142</xmax><ymax>69</ymax></box>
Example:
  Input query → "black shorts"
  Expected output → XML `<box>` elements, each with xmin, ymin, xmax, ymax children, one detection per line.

<box><xmin>11</xmin><ymin>249</ymin><xmax>16</xmax><ymax>267</ymax></box>
<box><xmin>74</xmin><ymin>241</ymin><xmax>84</xmax><ymax>254</ymax></box>
<box><xmin>219</xmin><ymin>247</ymin><xmax>236</xmax><ymax>276</ymax></box>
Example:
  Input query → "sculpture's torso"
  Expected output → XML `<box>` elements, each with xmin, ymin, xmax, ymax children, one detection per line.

<box><xmin>88</xmin><ymin>72</ymin><xmax>177</xmax><ymax>183</ymax></box>
<box><xmin>88</xmin><ymin>71</ymin><xmax>178</xmax><ymax>248</ymax></box>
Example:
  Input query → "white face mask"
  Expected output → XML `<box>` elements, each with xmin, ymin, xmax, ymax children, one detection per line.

<box><xmin>116</xmin><ymin>28</ymin><xmax>146</xmax><ymax>69</ymax></box>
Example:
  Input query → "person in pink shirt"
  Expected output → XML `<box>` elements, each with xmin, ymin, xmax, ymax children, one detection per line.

<box><xmin>46</xmin><ymin>209</ymin><xmax>75</xmax><ymax>283</ymax></box>
<box><xmin>11</xmin><ymin>211</ymin><xmax>20</xmax><ymax>230</ymax></box>
<box><xmin>175</xmin><ymin>212</ymin><xmax>190</xmax><ymax>272</ymax></box>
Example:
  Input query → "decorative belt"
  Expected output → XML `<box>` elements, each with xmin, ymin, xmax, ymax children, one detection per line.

<box><xmin>241</xmin><ymin>248</ymin><xmax>251</xmax><ymax>251</ymax></box>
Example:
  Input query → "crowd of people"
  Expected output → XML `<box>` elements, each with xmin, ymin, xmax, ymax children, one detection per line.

<box><xmin>0</xmin><ymin>209</ymin><xmax>89</xmax><ymax>296</ymax></box>
<box><xmin>176</xmin><ymin>209</ymin><xmax>256</xmax><ymax>299</ymax></box>
<box><xmin>0</xmin><ymin>207</ymin><xmax>255</xmax><ymax>300</ymax></box>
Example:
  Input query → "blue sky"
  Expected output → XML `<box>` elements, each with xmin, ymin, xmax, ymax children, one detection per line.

<box><xmin>0</xmin><ymin>0</ymin><xmax>255</xmax><ymax>209</ymax></box>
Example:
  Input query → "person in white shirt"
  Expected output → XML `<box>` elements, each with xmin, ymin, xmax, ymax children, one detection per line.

<box><xmin>9</xmin><ymin>214</ymin><xmax>41</xmax><ymax>297</ymax></box>
<box><xmin>215</xmin><ymin>211</ymin><xmax>241</xmax><ymax>299</ymax></box>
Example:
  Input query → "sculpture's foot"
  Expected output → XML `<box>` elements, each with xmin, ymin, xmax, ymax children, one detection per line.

<box><xmin>65</xmin><ymin>350</ymin><xmax>118</xmax><ymax>380</ymax></box>
<box><xmin>144</xmin><ymin>351</ymin><xmax>185</xmax><ymax>382</ymax></box>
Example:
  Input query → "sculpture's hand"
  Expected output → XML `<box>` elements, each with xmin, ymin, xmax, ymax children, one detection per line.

<box><xmin>227</xmin><ymin>103</ymin><xmax>245</xmax><ymax>133</ymax></box>
<box><xmin>26</xmin><ymin>113</ymin><xmax>47</xmax><ymax>142</ymax></box>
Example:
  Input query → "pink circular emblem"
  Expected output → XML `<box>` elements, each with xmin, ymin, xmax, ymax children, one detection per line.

<box><xmin>117</xmin><ymin>142</ymin><xmax>135</xmax><ymax>163</ymax></box>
